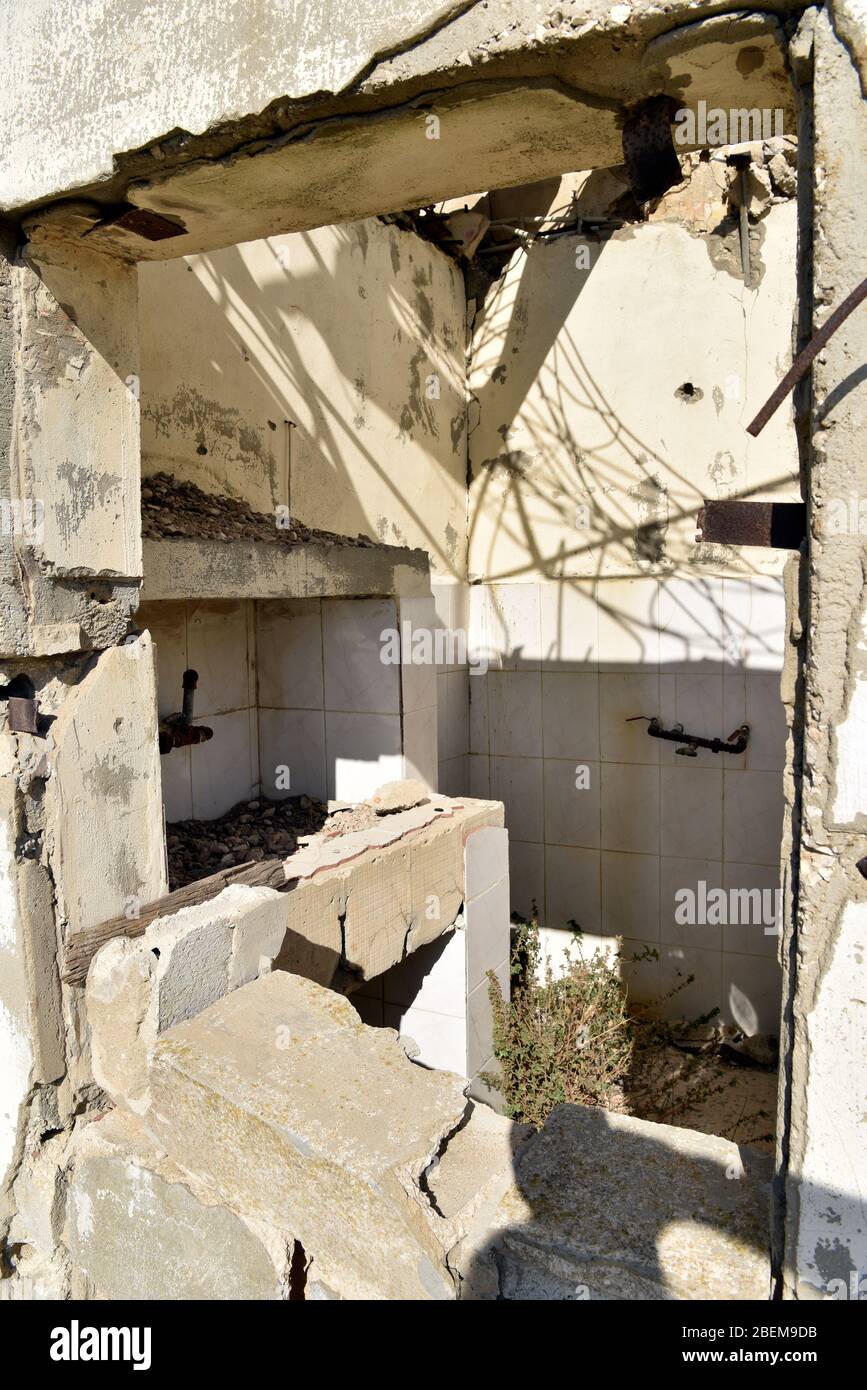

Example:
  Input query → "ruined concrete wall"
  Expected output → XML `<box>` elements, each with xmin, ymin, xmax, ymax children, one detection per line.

<box><xmin>466</xmin><ymin>159</ymin><xmax>801</xmax><ymax>1032</ymax></box>
<box><xmin>139</xmin><ymin>219</ymin><xmax>467</xmax><ymax>578</ymax></box>
<box><xmin>0</xmin><ymin>220</ymin><xmax>169</xmax><ymax>1294</ymax></box>
<box><xmin>780</xmin><ymin>10</ymin><xmax>867</xmax><ymax>1300</ymax></box>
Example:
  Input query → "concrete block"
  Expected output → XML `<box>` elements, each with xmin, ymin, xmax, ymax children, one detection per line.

<box><xmin>86</xmin><ymin>884</ymin><xmax>287</xmax><ymax>1113</ymax></box>
<box><xmin>67</xmin><ymin>1109</ymin><xmax>292</xmax><ymax>1300</ymax></box>
<box><xmin>457</xmin><ymin>1103</ymin><xmax>773</xmax><ymax>1300</ymax></box>
<box><xmin>147</xmin><ymin>971</ymin><xmax>468</xmax><ymax>1300</ymax></box>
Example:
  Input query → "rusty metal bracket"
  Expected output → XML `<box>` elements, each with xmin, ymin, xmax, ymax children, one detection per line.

<box><xmin>1</xmin><ymin>674</ymin><xmax>40</xmax><ymax>733</ymax></box>
<box><xmin>627</xmin><ymin>716</ymin><xmax>750</xmax><ymax>757</ymax></box>
<box><xmin>85</xmin><ymin>205</ymin><xmax>188</xmax><ymax>242</ymax></box>
<box><xmin>696</xmin><ymin>499</ymin><xmax>806</xmax><ymax>549</ymax></box>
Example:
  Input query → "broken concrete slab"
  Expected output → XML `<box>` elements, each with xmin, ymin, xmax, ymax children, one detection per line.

<box><xmin>456</xmin><ymin>1104</ymin><xmax>773</xmax><ymax>1301</ymax></box>
<box><xmin>147</xmin><ymin>971</ymin><xmax>468</xmax><ymax>1300</ymax></box>
<box><xmin>67</xmin><ymin>1108</ymin><xmax>294</xmax><ymax>1300</ymax></box>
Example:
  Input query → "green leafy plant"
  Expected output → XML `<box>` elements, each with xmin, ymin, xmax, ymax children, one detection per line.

<box><xmin>482</xmin><ymin>913</ymin><xmax>633</xmax><ymax>1128</ymax></box>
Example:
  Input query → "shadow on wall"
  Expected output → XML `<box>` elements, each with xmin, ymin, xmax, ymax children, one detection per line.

<box><xmin>138</xmin><ymin>221</ymin><xmax>468</xmax><ymax>577</ymax></box>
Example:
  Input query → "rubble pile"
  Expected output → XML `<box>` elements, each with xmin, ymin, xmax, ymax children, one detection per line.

<box><xmin>141</xmin><ymin>471</ymin><xmax>375</xmax><ymax>548</ymax></box>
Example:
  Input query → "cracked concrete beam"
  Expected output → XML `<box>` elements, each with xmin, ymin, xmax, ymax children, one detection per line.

<box><xmin>2</xmin><ymin>3</ymin><xmax>802</xmax><ymax>255</ymax></box>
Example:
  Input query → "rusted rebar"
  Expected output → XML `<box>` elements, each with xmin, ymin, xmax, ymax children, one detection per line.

<box><xmin>747</xmin><ymin>275</ymin><xmax>867</xmax><ymax>437</ymax></box>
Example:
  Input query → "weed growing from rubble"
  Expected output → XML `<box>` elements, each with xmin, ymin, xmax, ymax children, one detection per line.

<box><xmin>484</xmin><ymin>914</ymin><xmax>774</xmax><ymax>1144</ymax></box>
<box><xmin>483</xmin><ymin>915</ymin><xmax>633</xmax><ymax>1128</ymax></box>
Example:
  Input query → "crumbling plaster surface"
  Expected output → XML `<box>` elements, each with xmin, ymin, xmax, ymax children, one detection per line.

<box><xmin>0</xmin><ymin>634</ymin><xmax>166</xmax><ymax>1287</ymax></box>
<box><xmin>0</xmin><ymin>231</ymin><xmax>142</xmax><ymax>658</ymax></box>
<box><xmin>138</xmin><ymin>219</ymin><xmax>467</xmax><ymax>573</ymax></box>
<box><xmin>1</xmin><ymin>5</ymin><xmax>797</xmax><ymax>260</ymax></box>
<box><xmin>468</xmin><ymin>169</ymin><xmax>800</xmax><ymax>583</ymax></box>
<box><xmin>780</xmin><ymin>9</ymin><xmax>867</xmax><ymax>1300</ymax></box>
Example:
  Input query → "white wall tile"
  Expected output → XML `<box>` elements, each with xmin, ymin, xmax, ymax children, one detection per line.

<box><xmin>600</xmin><ymin>673</ymin><xmax>660</xmax><ymax>763</ymax></box>
<box><xmin>467</xmin><ymin>959</ymin><xmax>508</xmax><ymax>1075</ymax></box>
<box><xmin>465</xmin><ymin>825</ymin><xmax>509</xmax><ymax>902</ymax></box>
<box><xmin>601</xmin><ymin>764</ymin><xmax>660</xmax><ymax>855</ymax></box>
<box><xmin>382</xmin><ymin>930</ymin><xmax>467</xmax><ymax>1015</ymax></box>
<box><xmin>398</xmin><ymin>595</ymin><xmax>438</xmax><ymax>713</ymax></box>
<box><xmin>468</xmin><ymin>671</ymin><xmax>489</xmax><ymax>754</ymax></box>
<box><xmin>322</xmin><ymin>598</ymin><xmax>400</xmax><ymax>713</ymax></box>
<box><xmin>723</xmin><ymin>576</ymin><xmax>786</xmax><ymax>672</ymax></box>
<box><xmin>540</xmin><ymin>580</ymin><xmax>598</xmax><ymax>670</ymax></box>
<box><xmin>745</xmin><ymin>672</ymin><xmax>788</xmax><ymax>772</ymax></box>
<box><xmin>324</xmin><ymin>711</ymin><xmax>403</xmax><ymax>801</ymax></box>
<box><xmin>256</xmin><ymin>599</ymin><xmax>324</xmax><ymax>709</ymax></box>
<box><xmin>509</xmin><ymin>839</ymin><xmax>544</xmax><ymax>922</ymax></box>
<box><xmin>466</xmin><ymin>880</ymin><xmax>511</xmax><ymax>993</ymax></box>
<box><xmin>722</xmin><ymin>862</ymin><xmax>782</xmax><ymax>958</ymax></box>
<box><xmin>544</xmin><ymin>757</ymin><xmax>600</xmax><ymax>848</ymax></box>
<box><xmin>661</xmin><ymin>766</ymin><xmax>723</xmax><ymax>860</ymax></box>
<box><xmin>403</xmin><ymin>705</ymin><xmax>438</xmax><ymax>789</ymax></box>
<box><xmin>191</xmin><ymin>709</ymin><xmax>256</xmax><ymax>819</ymax></box>
<box><xmin>545</xmin><ymin>845</ymin><xmax>601</xmax><ymax>933</ymax></box>
<box><xmin>490</xmin><ymin>756</ymin><xmax>544</xmax><ymax>842</ymax></box>
<box><xmin>657</xmin><ymin>672</ymin><xmax>724</xmax><ymax>767</ymax></box>
<box><xmin>487</xmin><ymin>583</ymin><xmax>542</xmax><ymax>668</ymax></box>
<box><xmin>258</xmin><ymin>708</ymin><xmax>326</xmax><ymax>801</ymax></box>
<box><xmin>488</xmin><ymin>671</ymin><xmax>543</xmax><ymax>757</ymax></box>
<box><xmin>388</xmin><ymin>1005</ymin><xmax>468</xmax><ymax>1076</ymax></box>
<box><xmin>660</xmin><ymin>856</ymin><xmax>724</xmax><ymax>950</ymax></box>
<box><xmin>601</xmin><ymin>851</ymin><xmax>660</xmax><ymax>941</ymax></box>
<box><xmin>468</xmin><ymin>753</ymin><xmax>491</xmax><ymax>798</ymax></box>
<box><xmin>596</xmin><ymin>577</ymin><xmax>659</xmax><ymax>671</ymax></box>
<box><xmin>541</xmin><ymin>672</ymin><xmax>599</xmax><ymax>760</ymax></box>
<box><xmin>187</xmin><ymin>599</ymin><xmax>252</xmax><ymax>716</ymax></box>
<box><xmin>657</xmin><ymin>576</ymin><xmax>725</xmax><ymax>673</ymax></box>
<box><xmin>723</xmin><ymin>769</ymin><xmax>785</xmax><ymax>864</ymax></box>
<box><xmin>722</xmin><ymin>952</ymin><xmax>783</xmax><ymax>1035</ymax></box>
<box><xmin>442</xmin><ymin>669</ymin><xmax>469</xmax><ymax>760</ymax></box>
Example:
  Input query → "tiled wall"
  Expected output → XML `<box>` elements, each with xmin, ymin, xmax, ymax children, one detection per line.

<box><xmin>141</xmin><ymin>595</ymin><xmax>439</xmax><ymax>820</ymax></box>
<box><xmin>465</xmin><ymin>575</ymin><xmax>787</xmax><ymax>1035</ymax></box>
<box><xmin>432</xmin><ymin>580</ymin><xmax>472</xmax><ymax>795</ymax></box>
<box><xmin>138</xmin><ymin>599</ymin><xmax>259</xmax><ymax>822</ymax></box>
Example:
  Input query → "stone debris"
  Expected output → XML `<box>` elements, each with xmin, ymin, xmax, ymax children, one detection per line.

<box><xmin>146</xmin><ymin>971</ymin><xmax>469</xmax><ymax>1300</ymax></box>
<box><xmin>366</xmin><ymin>778</ymin><xmax>430</xmax><ymax>815</ymax></box>
<box><xmin>455</xmin><ymin>1103</ymin><xmax>773</xmax><ymax>1301</ymax></box>
<box><xmin>166</xmin><ymin>791</ymin><xmax>427</xmax><ymax>889</ymax></box>
<box><xmin>166</xmin><ymin>794</ymin><xmax>330</xmax><ymax>888</ymax></box>
<box><xmin>141</xmin><ymin>471</ymin><xmax>376</xmax><ymax>548</ymax></box>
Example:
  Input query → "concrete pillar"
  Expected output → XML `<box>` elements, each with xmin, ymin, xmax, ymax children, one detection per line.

<box><xmin>779</xmin><ymin>9</ymin><xmax>867</xmax><ymax>1300</ymax></box>
<box><xmin>0</xmin><ymin>221</ymin><xmax>166</xmax><ymax>1293</ymax></box>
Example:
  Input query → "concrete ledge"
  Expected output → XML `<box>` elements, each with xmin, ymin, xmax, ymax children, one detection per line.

<box><xmin>141</xmin><ymin>536</ymin><xmax>430</xmax><ymax>601</ymax></box>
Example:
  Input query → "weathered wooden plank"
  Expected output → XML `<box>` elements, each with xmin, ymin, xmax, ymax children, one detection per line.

<box><xmin>62</xmin><ymin>858</ymin><xmax>289</xmax><ymax>987</ymax></box>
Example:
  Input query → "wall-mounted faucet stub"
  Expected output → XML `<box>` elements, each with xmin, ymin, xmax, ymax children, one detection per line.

<box><xmin>627</xmin><ymin>716</ymin><xmax>750</xmax><ymax>758</ymax></box>
<box><xmin>158</xmin><ymin>668</ymin><xmax>214</xmax><ymax>755</ymax></box>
